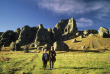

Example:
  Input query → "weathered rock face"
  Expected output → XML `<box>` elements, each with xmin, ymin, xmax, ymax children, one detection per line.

<box><xmin>54</xmin><ymin>17</ymin><xmax>78</xmax><ymax>41</ymax></box>
<box><xmin>55</xmin><ymin>19</ymin><xmax>69</xmax><ymax>34</ymax></box>
<box><xmin>0</xmin><ymin>32</ymin><xmax>3</xmax><ymax>37</ymax></box>
<box><xmin>16</xmin><ymin>25</ymin><xmax>38</xmax><ymax>45</ymax></box>
<box><xmin>34</xmin><ymin>24</ymin><xmax>51</xmax><ymax>46</ymax></box>
<box><xmin>63</xmin><ymin>18</ymin><xmax>78</xmax><ymax>40</ymax></box>
<box><xmin>10</xmin><ymin>42</ymin><xmax>21</xmax><ymax>51</ymax></box>
<box><xmin>64</xmin><ymin>18</ymin><xmax>77</xmax><ymax>34</ymax></box>
<box><xmin>16</xmin><ymin>28</ymin><xmax>21</xmax><ymax>35</ymax></box>
<box><xmin>99</xmin><ymin>27</ymin><xmax>109</xmax><ymax>38</ymax></box>
<box><xmin>10</xmin><ymin>42</ymin><xmax>16</xmax><ymax>51</ymax></box>
<box><xmin>72</xmin><ymin>39</ymin><xmax>76</xmax><ymax>43</ymax></box>
<box><xmin>24</xmin><ymin>45</ymin><xmax>29</xmax><ymax>53</ymax></box>
<box><xmin>0</xmin><ymin>30</ymin><xmax>17</xmax><ymax>47</ymax></box>
<box><xmin>53</xmin><ymin>41</ymin><xmax>69</xmax><ymax>51</ymax></box>
<box><xmin>83</xmin><ymin>29</ymin><xmax>98</xmax><ymax>37</ymax></box>
<box><xmin>43</xmin><ymin>43</ymin><xmax>51</xmax><ymax>51</ymax></box>
<box><xmin>52</xmin><ymin>27</ymin><xmax>62</xmax><ymax>41</ymax></box>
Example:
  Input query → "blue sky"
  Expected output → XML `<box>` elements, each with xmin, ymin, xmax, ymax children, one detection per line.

<box><xmin>0</xmin><ymin>0</ymin><xmax>110</xmax><ymax>32</ymax></box>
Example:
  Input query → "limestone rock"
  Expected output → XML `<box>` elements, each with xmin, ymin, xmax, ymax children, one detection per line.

<box><xmin>30</xmin><ymin>43</ymin><xmax>35</xmax><ymax>47</ymax></box>
<box><xmin>16</xmin><ymin>28</ymin><xmax>21</xmax><ymax>35</ymax></box>
<box><xmin>63</xmin><ymin>17</ymin><xmax>78</xmax><ymax>40</ymax></box>
<box><xmin>10</xmin><ymin>42</ymin><xmax>16</xmax><ymax>51</ymax></box>
<box><xmin>52</xmin><ymin>27</ymin><xmax>62</xmax><ymax>41</ymax></box>
<box><xmin>64</xmin><ymin>18</ymin><xmax>77</xmax><ymax>34</ymax></box>
<box><xmin>99</xmin><ymin>27</ymin><xmax>109</xmax><ymax>38</ymax></box>
<box><xmin>72</xmin><ymin>39</ymin><xmax>76</xmax><ymax>43</ymax></box>
<box><xmin>15</xmin><ymin>43</ymin><xmax>21</xmax><ymax>51</ymax></box>
<box><xmin>53</xmin><ymin>41</ymin><xmax>69</xmax><ymax>51</ymax></box>
<box><xmin>0</xmin><ymin>30</ymin><xmax>16</xmax><ymax>47</ymax></box>
<box><xmin>43</xmin><ymin>44</ymin><xmax>51</xmax><ymax>51</ymax></box>
<box><xmin>24</xmin><ymin>46</ymin><xmax>29</xmax><ymax>53</ymax></box>
<box><xmin>55</xmin><ymin>19</ymin><xmax>69</xmax><ymax>34</ymax></box>
<box><xmin>34</xmin><ymin>24</ymin><xmax>51</xmax><ymax>46</ymax></box>
<box><xmin>10</xmin><ymin>42</ymin><xmax>21</xmax><ymax>51</ymax></box>
<box><xmin>16</xmin><ymin>25</ymin><xmax>38</xmax><ymax>45</ymax></box>
<box><xmin>83</xmin><ymin>29</ymin><xmax>98</xmax><ymax>37</ymax></box>
<box><xmin>82</xmin><ymin>46</ymin><xmax>85</xmax><ymax>49</ymax></box>
<box><xmin>37</xmin><ymin>47</ymin><xmax>42</xmax><ymax>50</ymax></box>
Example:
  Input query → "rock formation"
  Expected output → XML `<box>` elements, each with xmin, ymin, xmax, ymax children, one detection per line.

<box><xmin>10</xmin><ymin>42</ymin><xmax>16</xmax><ymax>51</ymax></box>
<box><xmin>0</xmin><ymin>30</ymin><xmax>17</xmax><ymax>47</ymax></box>
<box><xmin>83</xmin><ymin>29</ymin><xmax>98</xmax><ymax>37</ymax></box>
<box><xmin>53</xmin><ymin>41</ymin><xmax>69</xmax><ymax>51</ymax></box>
<box><xmin>34</xmin><ymin>24</ymin><xmax>51</xmax><ymax>46</ymax></box>
<box><xmin>99</xmin><ymin>27</ymin><xmax>109</xmax><ymax>38</ymax></box>
<box><xmin>63</xmin><ymin>17</ymin><xmax>78</xmax><ymax>40</ymax></box>
<box><xmin>16</xmin><ymin>25</ymin><xmax>38</xmax><ymax>45</ymax></box>
<box><xmin>10</xmin><ymin>42</ymin><xmax>21</xmax><ymax>51</ymax></box>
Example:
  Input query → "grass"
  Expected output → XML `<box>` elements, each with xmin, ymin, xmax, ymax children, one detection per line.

<box><xmin>0</xmin><ymin>50</ymin><xmax>110</xmax><ymax>74</ymax></box>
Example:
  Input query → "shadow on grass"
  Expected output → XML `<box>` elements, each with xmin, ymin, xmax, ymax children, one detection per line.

<box><xmin>59</xmin><ymin>67</ymin><xmax>107</xmax><ymax>70</ymax></box>
<box><xmin>69</xmin><ymin>49</ymin><xmax>100</xmax><ymax>53</ymax></box>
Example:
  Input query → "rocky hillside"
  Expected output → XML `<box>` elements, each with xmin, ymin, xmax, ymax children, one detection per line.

<box><xmin>64</xmin><ymin>34</ymin><xmax>110</xmax><ymax>50</ymax></box>
<box><xmin>0</xmin><ymin>17</ymin><xmax>109</xmax><ymax>51</ymax></box>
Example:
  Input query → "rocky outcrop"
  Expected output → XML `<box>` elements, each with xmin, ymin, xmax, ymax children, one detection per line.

<box><xmin>0</xmin><ymin>32</ymin><xmax>3</xmax><ymax>36</ymax></box>
<box><xmin>83</xmin><ymin>29</ymin><xmax>98</xmax><ymax>37</ymax></box>
<box><xmin>16</xmin><ymin>28</ymin><xmax>21</xmax><ymax>35</ymax></box>
<box><xmin>54</xmin><ymin>17</ymin><xmax>78</xmax><ymax>41</ymax></box>
<box><xmin>63</xmin><ymin>18</ymin><xmax>78</xmax><ymax>40</ymax></box>
<box><xmin>99</xmin><ymin>27</ymin><xmax>109</xmax><ymax>38</ymax></box>
<box><xmin>10</xmin><ymin>42</ymin><xmax>16</xmax><ymax>51</ymax></box>
<box><xmin>24</xmin><ymin>45</ymin><xmax>29</xmax><ymax>53</ymax></box>
<box><xmin>0</xmin><ymin>30</ymin><xmax>17</xmax><ymax>47</ymax></box>
<box><xmin>16</xmin><ymin>25</ymin><xmax>38</xmax><ymax>45</ymax></box>
<box><xmin>34</xmin><ymin>24</ymin><xmax>51</xmax><ymax>46</ymax></box>
<box><xmin>10</xmin><ymin>42</ymin><xmax>21</xmax><ymax>51</ymax></box>
<box><xmin>53</xmin><ymin>41</ymin><xmax>69</xmax><ymax>51</ymax></box>
<box><xmin>52</xmin><ymin>27</ymin><xmax>62</xmax><ymax>41</ymax></box>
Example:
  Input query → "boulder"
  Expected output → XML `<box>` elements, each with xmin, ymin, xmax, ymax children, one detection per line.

<box><xmin>24</xmin><ymin>46</ymin><xmax>29</xmax><ymax>53</ymax></box>
<box><xmin>53</xmin><ymin>41</ymin><xmax>69</xmax><ymax>51</ymax></box>
<box><xmin>99</xmin><ymin>27</ymin><xmax>109</xmax><ymax>38</ymax></box>
<box><xmin>43</xmin><ymin>44</ymin><xmax>51</xmax><ymax>50</ymax></box>
<box><xmin>83</xmin><ymin>29</ymin><xmax>98</xmax><ymax>37</ymax></box>
<box><xmin>10</xmin><ymin>42</ymin><xmax>21</xmax><ymax>51</ymax></box>
<box><xmin>15</xmin><ymin>43</ymin><xmax>21</xmax><ymax>51</ymax></box>
<box><xmin>83</xmin><ymin>30</ymin><xmax>89</xmax><ymax>37</ymax></box>
<box><xmin>72</xmin><ymin>39</ymin><xmax>76</xmax><ymax>43</ymax></box>
<box><xmin>0</xmin><ymin>30</ymin><xmax>16</xmax><ymax>47</ymax></box>
<box><xmin>10</xmin><ymin>42</ymin><xmax>16</xmax><ymax>51</ymax></box>
<box><xmin>89</xmin><ymin>33</ymin><xmax>94</xmax><ymax>36</ymax></box>
<box><xmin>82</xmin><ymin>46</ymin><xmax>85</xmax><ymax>49</ymax></box>
<box><xmin>80</xmin><ymin>35</ymin><xmax>83</xmax><ymax>39</ymax></box>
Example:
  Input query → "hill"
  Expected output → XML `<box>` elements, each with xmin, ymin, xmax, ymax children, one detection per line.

<box><xmin>64</xmin><ymin>34</ymin><xmax>110</xmax><ymax>50</ymax></box>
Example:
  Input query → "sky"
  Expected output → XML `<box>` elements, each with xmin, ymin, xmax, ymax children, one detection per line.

<box><xmin>0</xmin><ymin>0</ymin><xmax>110</xmax><ymax>32</ymax></box>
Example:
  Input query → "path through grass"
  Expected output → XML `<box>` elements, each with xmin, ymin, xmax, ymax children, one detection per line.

<box><xmin>0</xmin><ymin>51</ymin><xmax>110</xmax><ymax>74</ymax></box>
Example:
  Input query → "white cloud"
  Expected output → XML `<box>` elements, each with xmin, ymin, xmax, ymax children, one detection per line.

<box><xmin>35</xmin><ymin>0</ymin><xmax>110</xmax><ymax>15</ymax></box>
<box><xmin>76</xmin><ymin>18</ymin><xmax>93</xmax><ymax>27</ymax></box>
